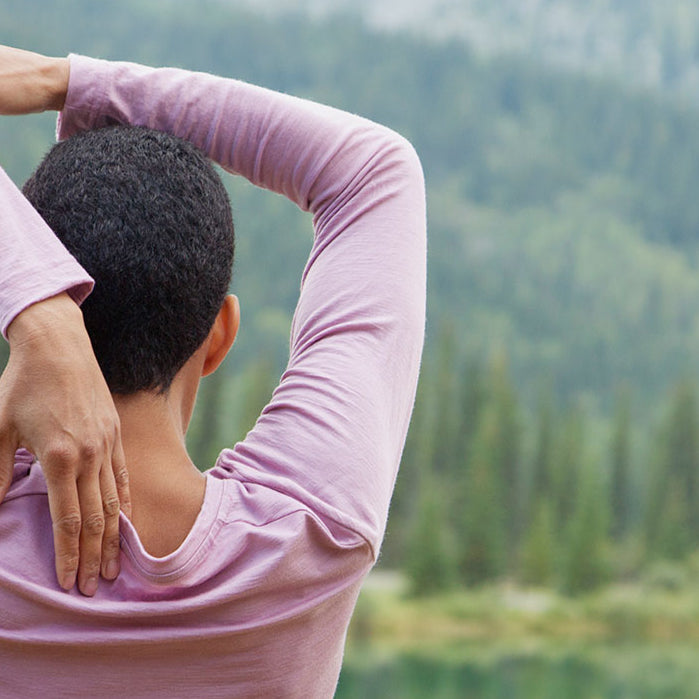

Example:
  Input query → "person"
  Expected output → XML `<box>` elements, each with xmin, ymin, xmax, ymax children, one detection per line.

<box><xmin>0</xmin><ymin>44</ymin><xmax>426</xmax><ymax>697</ymax></box>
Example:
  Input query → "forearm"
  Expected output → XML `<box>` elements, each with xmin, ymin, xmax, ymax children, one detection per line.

<box><xmin>0</xmin><ymin>48</ymin><xmax>68</xmax><ymax>114</ymax></box>
<box><xmin>0</xmin><ymin>167</ymin><xmax>124</xmax><ymax>595</ymax></box>
<box><xmin>0</xmin><ymin>49</ymin><xmax>91</xmax><ymax>334</ymax></box>
<box><xmin>0</xmin><ymin>165</ymin><xmax>92</xmax><ymax>337</ymax></box>
<box><xmin>0</xmin><ymin>47</ymin><xmax>127</xmax><ymax>595</ymax></box>
<box><xmin>57</xmin><ymin>55</ymin><xmax>417</xmax><ymax>223</ymax></box>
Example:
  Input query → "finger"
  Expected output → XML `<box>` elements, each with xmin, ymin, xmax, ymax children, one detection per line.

<box><xmin>44</xmin><ymin>472</ymin><xmax>81</xmax><ymax>591</ymax></box>
<box><xmin>111</xmin><ymin>436</ymin><xmax>131</xmax><ymax>520</ymax></box>
<box><xmin>76</xmin><ymin>474</ymin><xmax>105</xmax><ymax>597</ymax></box>
<box><xmin>99</xmin><ymin>459</ymin><xmax>121</xmax><ymax>581</ymax></box>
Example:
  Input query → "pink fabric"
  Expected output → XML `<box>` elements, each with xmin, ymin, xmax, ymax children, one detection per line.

<box><xmin>0</xmin><ymin>166</ymin><xmax>93</xmax><ymax>337</ymax></box>
<box><xmin>0</xmin><ymin>55</ymin><xmax>426</xmax><ymax>697</ymax></box>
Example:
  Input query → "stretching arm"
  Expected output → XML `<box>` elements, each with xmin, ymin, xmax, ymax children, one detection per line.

<box><xmin>58</xmin><ymin>56</ymin><xmax>427</xmax><ymax>553</ymax></box>
<box><xmin>0</xmin><ymin>47</ymin><xmax>130</xmax><ymax>596</ymax></box>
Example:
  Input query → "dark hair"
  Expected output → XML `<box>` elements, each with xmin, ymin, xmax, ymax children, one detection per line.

<box><xmin>23</xmin><ymin>126</ymin><xmax>234</xmax><ymax>394</ymax></box>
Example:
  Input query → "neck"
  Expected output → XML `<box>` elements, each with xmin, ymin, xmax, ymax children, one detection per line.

<box><xmin>115</xmin><ymin>392</ymin><xmax>190</xmax><ymax>469</ymax></box>
<box><xmin>112</xmin><ymin>385</ymin><xmax>206</xmax><ymax>556</ymax></box>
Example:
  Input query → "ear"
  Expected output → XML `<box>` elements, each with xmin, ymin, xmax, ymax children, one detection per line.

<box><xmin>202</xmin><ymin>295</ymin><xmax>239</xmax><ymax>377</ymax></box>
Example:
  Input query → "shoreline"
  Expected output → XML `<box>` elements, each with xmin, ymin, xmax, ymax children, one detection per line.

<box><xmin>347</xmin><ymin>570</ymin><xmax>699</xmax><ymax>651</ymax></box>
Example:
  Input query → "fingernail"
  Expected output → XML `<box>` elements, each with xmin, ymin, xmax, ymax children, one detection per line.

<box><xmin>61</xmin><ymin>571</ymin><xmax>76</xmax><ymax>591</ymax></box>
<box><xmin>105</xmin><ymin>559</ymin><xmax>119</xmax><ymax>580</ymax></box>
<box><xmin>83</xmin><ymin>576</ymin><xmax>98</xmax><ymax>597</ymax></box>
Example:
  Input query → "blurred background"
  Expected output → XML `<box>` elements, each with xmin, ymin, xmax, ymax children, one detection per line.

<box><xmin>4</xmin><ymin>0</ymin><xmax>699</xmax><ymax>695</ymax></box>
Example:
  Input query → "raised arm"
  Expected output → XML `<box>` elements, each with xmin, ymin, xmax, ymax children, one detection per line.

<box><xmin>0</xmin><ymin>47</ymin><xmax>130</xmax><ymax>596</ymax></box>
<box><xmin>57</xmin><ymin>55</ymin><xmax>426</xmax><ymax>552</ymax></box>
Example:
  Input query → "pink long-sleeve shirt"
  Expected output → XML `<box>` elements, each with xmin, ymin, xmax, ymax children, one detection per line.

<box><xmin>0</xmin><ymin>55</ymin><xmax>426</xmax><ymax>698</ymax></box>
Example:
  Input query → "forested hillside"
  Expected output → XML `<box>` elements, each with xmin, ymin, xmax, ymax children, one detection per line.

<box><xmin>5</xmin><ymin>0</ymin><xmax>699</xmax><ymax>590</ymax></box>
<box><xmin>250</xmin><ymin>0</ymin><xmax>699</xmax><ymax>99</ymax></box>
<box><xmin>4</xmin><ymin>0</ymin><xmax>699</xmax><ymax>414</ymax></box>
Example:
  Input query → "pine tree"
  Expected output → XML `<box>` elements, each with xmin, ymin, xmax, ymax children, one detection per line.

<box><xmin>405</xmin><ymin>476</ymin><xmax>456</xmax><ymax>596</ymax></box>
<box><xmin>666</xmin><ymin>378</ymin><xmax>699</xmax><ymax>544</ymax></box>
<box><xmin>519</xmin><ymin>497</ymin><xmax>556</xmax><ymax>587</ymax></box>
<box><xmin>560</xmin><ymin>463</ymin><xmax>609</xmax><ymax>595</ymax></box>
<box><xmin>430</xmin><ymin>330</ymin><xmax>462</xmax><ymax>479</ymax></box>
<box><xmin>458</xmin><ymin>404</ymin><xmax>507</xmax><ymax>586</ymax></box>
<box><xmin>653</xmin><ymin>481</ymin><xmax>692</xmax><ymax>561</ymax></box>
<box><xmin>528</xmin><ymin>385</ymin><xmax>556</xmax><ymax>526</ymax></box>
<box><xmin>646</xmin><ymin>378</ymin><xmax>699</xmax><ymax>559</ymax></box>
<box><xmin>550</xmin><ymin>404</ymin><xmax>585</xmax><ymax>535</ymax></box>
<box><xmin>485</xmin><ymin>350</ymin><xmax>521</xmax><ymax>572</ymax></box>
<box><xmin>455</xmin><ymin>355</ymin><xmax>487</xmax><ymax>473</ymax></box>
<box><xmin>610</xmin><ymin>385</ymin><xmax>633</xmax><ymax>541</ymax></box>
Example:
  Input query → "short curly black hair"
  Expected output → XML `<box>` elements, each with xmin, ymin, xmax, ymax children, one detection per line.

<box><xmin>23</xmin><ymin>125</ymin><xmax>235</xmax><ymax>395</ymax></box>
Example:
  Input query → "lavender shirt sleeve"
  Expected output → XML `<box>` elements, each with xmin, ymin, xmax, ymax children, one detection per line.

<box><xmin>58</xmin><ymin>55</ymin><xmax>426</xmax><ymax>554</ymax></box>
<box><xmin>0</xmin><ymin>167</ymin><xmax>93</xmax><ymax>338</ymax></box>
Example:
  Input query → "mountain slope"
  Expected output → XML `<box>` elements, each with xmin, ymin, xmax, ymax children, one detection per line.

<box><xmin>2</xmin><ymin>0</ymin><xmax>699</xmax><ymax>415</ymax></box>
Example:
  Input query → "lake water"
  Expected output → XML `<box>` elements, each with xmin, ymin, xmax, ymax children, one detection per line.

<box><xmin>336</xmin><ymin>643</ymin><xmax>699</xmax><ymax>698</ymax></box>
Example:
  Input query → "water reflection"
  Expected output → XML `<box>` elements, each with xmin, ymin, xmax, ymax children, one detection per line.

<box><xmin>337</xmin><ymin>645</ymin><xmax>699</xmax><ymax>698</ymax></box>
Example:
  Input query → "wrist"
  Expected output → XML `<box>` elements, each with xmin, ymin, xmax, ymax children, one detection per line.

<box><xmin>43</xmin><ymin>56</ymin><xmax>70</xmax><ymax>112</ymax></box>
<box><xmin>7</xmin><ymin>292</ymin><xmax>84</xmax><ymax>348</ymax></box>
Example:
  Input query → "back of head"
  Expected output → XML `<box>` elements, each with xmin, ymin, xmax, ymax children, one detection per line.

<box><xmin>23</xmin><ymin>126</ymin><xmax>234</xmax><ymax>395</ymax></box>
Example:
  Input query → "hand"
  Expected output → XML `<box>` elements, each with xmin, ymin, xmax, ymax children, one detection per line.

<box><xmin>0</xmin><ymin>293</ymin><xmax>131</xmax><ymax>596</ymax></box>
<box><xmin>0</xmin><ymin>45</ymin><xmax>69</xmax><ymax>115</ymax></box>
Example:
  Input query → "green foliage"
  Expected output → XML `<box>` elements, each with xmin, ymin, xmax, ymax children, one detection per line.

<box><xmin>6</xmin><ymin>0</ymin><xmax>699</xmax><ymax>599</ymax></box>
<box><xmin>550</xmin><ymin>405</ymin><xmax>585</xmax><ymax>534</ymax></box>
<box><xmin>528</xmin><ymin>386</ymin><xmax>556</xmax><ymax>523</ymax></box>
<box><xmin>186</xmin><ymin>356</ymin><xmax>278</xmax><ymax>468</ymax></box>
<box><xmin>560</xmin><ymin>464</ymin><xmax>610</xmax><ymax>595</ymax></box>
<box><xmin>458</xmin><ymin>402</ymin><xmax>508</xmax><ymax>585</ymax></box>
<box><xmin>405</xmin><ymin>479</ymin><xmax>456</xmax><ymax>597</ymax></box>
<box><xmin>646</xmin><ymin>377</ymin><xmax>699</xmax><ymax>561</ymax></box>
<box><xmin>519</xmin><ymin>498</ymin><xmax>556</xmax><ymax>587</ymax></box>
<box><xmin>610</xmin><ymin>386</ymin><xmax>633</xmax><ymax>541</ymax></box>
<box><xmin>6</xmin><ymin>0</ymin><xmax>699</xmax><ymax>413</ymax></box>
<box><xmin>398</xmin><ymin>333</ymin><xmax>693</xmax><ymax>597</ymax></box>
<box><xmin>187</xmin><ymin>374</ymin><xmax>227</xmax><ymax>468</ymax></box>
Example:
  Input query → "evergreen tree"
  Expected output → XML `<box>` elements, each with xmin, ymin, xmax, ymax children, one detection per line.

<box><xmin>550</xmin><ymin>403</ymin><xmax>585</xmax><ymax>535</ymax></box>
<box><xmin>646</xmin><ymin>377</ymin><xmax>699</xmax><ymax>559</ymax></box>
<box><xmin>526</xmin><ymin>385</ymin><xmax>556</xmax><ymax>529</ymax></box>
<box><xmin>458</xmin><ymin>403</ymin><xmax>507</xmax><ymax>586</ymax></box>
<box><xmin>430</xmin><ymin>329</ymin><xmax>462</xmax><ymax>480</ymax></box>
<box><xmin>666</xmin><ymin>378</ymin><xmax>699</xmax><ymax>543</ymax></box>
<box><xmin>610</xmin><ymin>385</ymin><xmax>633</xmax><ymax>541</ymax></box>
<box><xmin>446</xmin><ymin>354</ymin><xmax>487</xmax><ymax>549</ymax></box>
<box><xmin>485</xmin><ymin>350</ymin><xmax>521</xmax><ymax>571</ymax></box>
<box><xmin>519</xmin><ymin>497</ymin><xmax>556</xmax><ymax>587</ymax></box>
<box><xmin>456</xmin><ymin>355</ymin><xmax>487</xmax><ymax>471</ymax></box>
<box><xmin>405</xmin><ymin>476</ymin><xmax>456</xmax><ymax>596</ymax></box>
<box><xmin>652</xmin><ymin>481</ymin><xmax>692</xmax><ymax>561</ymax></box>
<box><xmin>560</xmin><ymin>463</ymin><xmax>609</xmax><ymax>595</ymax></box>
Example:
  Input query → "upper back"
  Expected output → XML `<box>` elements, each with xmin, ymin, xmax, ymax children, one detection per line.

<box><xmin>0</xmin><ymin>458</ymin><xmax>371</xmax><ymax>698</ymax></box>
